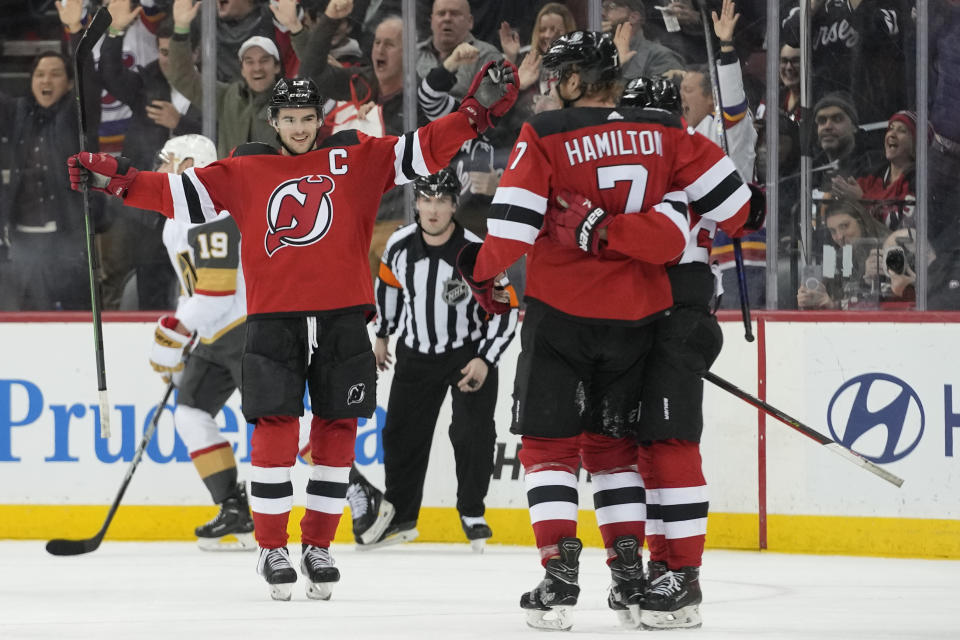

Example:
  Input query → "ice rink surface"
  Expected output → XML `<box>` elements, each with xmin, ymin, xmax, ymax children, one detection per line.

<box><xmin>1</xmin><ymin>541</ymin><xmax>956</xmax><ymax>640</ymax></box>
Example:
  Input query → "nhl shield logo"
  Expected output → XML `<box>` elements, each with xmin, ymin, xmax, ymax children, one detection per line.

<box><xmin>442</xmin><ymin>277</ymin><xmax>470</xmax><ymax>306</ymax></box>
<box><xmin>264</xmin><ymin>174</ymin><xmax>335</xmax><ymax>257</ymax></box>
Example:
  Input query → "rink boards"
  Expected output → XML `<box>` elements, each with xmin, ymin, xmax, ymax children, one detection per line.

<box><xmin>0</xmin><ymin>311</ymin><xmax>958</xmax><ymax>558</ymax></box>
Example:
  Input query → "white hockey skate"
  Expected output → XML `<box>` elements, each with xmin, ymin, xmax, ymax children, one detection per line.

<box><xmin>256</xmin><ymin>547</ymin><xmax>298</xmax><ymax>601</ymax></box>
<box><xmin>300</xmin><ymin>544</ymin><xmax>340</xmax><ymax>600</ymax></box>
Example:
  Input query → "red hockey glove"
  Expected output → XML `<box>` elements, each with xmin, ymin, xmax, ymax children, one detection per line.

<box><xmin>729</xmin><ymin>183</ymin><xmax>766</xmax><ymax>238</ymax></box>
<box><xmin>458</xmin><ymin>60</ymin><xmax>519</xmax><ymax>134</ymax></box>
<box><xmin>68</xmin><ymin>152</ymin><xmax>139</xmax><ymax>198</ymax></box>
<box><xmin>456</xmin><ymin>243</ymin><xmax>511</xmax><ymax>315</ymax></box>
<box><xmin>545</xmin><ymin>189</ymin><xmax>615</xmax><ymax>255</ymax></box>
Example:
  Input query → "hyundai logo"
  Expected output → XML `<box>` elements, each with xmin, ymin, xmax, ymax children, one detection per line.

<box><xmin>827</xmin><ymin>373</ymin><xmax>924</xmax><ymax>463</ymax></box>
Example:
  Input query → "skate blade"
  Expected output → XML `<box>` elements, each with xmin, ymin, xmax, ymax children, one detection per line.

<box><xmin>470</xmin><ymin>538</ymin><xmax>486</xmax><ymax>554</ymax></box>
<box><xmin>356</xmin><ymin>528</ymin><xmax>418</xmax><ymax>551</ymax></box>
<box><xmin>358</xmin><ymin>500</ymin><xmax>396</xmax><ymax>545</ymax></box>
<box><xmin>305</xmin><ymin>581</ymin><xmax>334</xmax><ymax>601</ymax></box>
<box><xmin>268</xmin><ymin>583</ymin><xmax>295</xmax><ymax>601</ymax></box>
<box><xmin>524</xmin><ymin>606</ymin><xmax>574</xmax><ymax>631</ymax></box>
<box><xmin>614</xmin><ymin>604</ymin><xmax>642</xmax><ymax>629</ymax></box>
<box><xmin>640</xmin><ymin>604</ymin><xmax>702</xmax><ymax>630</ymax></box>
<box><xmin>197</xmin><ymin>532</ymin><xmax>257</xmax><ymax>552</ymax></box>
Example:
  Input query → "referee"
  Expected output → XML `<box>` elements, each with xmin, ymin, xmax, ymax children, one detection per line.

<box><xmin>364</xmin><ymin>169</ymin><xmax>519</xmax><ymax>551</ymax></box>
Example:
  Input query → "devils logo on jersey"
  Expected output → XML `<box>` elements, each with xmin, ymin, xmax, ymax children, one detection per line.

<box><xmin>264</xmin><ymin>175</ymin><xmax>335</xmax><ymax>257</ymax></box>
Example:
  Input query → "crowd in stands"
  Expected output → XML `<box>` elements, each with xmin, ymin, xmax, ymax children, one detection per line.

<box><xmin>1</xmin><ymin>0</ymin><xmax>957</xmax><ymax>312</ymax></box>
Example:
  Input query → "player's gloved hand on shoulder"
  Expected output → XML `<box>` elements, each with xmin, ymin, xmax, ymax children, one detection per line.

<box><xmin>730</xmin><ymin>182</ymin><xmax>766</xmax><ymax>238</ymax></box>
<box><xmin>456</xmin><ymin>243</ymin><xmax>511</xmax><ymax>315</ymax></box>
<box><xmin>545</xmin><ymin>189</ymin><xmax>615</xmax><ymax>255</ymax></box>
<box><xmin>458</xmin><ymin>60</ymin><xmax>519</xmax><ymax>134</ymax></box>
<box><xmin>68</xmin><ymin>152</ymin><xmax>139</xmax><ymax>198</ymax></box>
<box><xmin>149</xmin><ymin>315</ymin><xmax>192</xmax><ymax>385</ymax></box>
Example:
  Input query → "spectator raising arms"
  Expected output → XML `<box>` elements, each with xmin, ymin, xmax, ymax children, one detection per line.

<box><xmin>417</xmin><ymin>0</ymin><xmax>502</xmax><ymax>99</ymax></box>
<box><xmin>0</xmin><ymin>40</ymin><xmax>104</xmax><ymax>311</ymax></box>
<box><xmin>167</xmin><ymin>0</ymin><xmax>281</xmax><ymax>158</ymax></box>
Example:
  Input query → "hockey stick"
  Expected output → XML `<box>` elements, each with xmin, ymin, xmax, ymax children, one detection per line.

<box><xmin>696</xmin><ymin>0</ymin><xmax>754</xmax><ymax>342</ymax></box>
<box><xmin>74</xmin><ymin>7</ymin><xmax>113</xmax><ymax>437</ymax></box>
<box><xmin>46</xmin><ymin>381</ymin><xmax>176</xmax><ymax>556</ymax></box>
<box><xmin>703</xmin><ymin>371</ymin><xmax>904</xmax><ymax>487</ymax></box>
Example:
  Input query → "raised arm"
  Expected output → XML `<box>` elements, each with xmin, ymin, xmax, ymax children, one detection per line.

<box><xmin>98</xmin><ymin>2</ymin><xmax>145</xmax><ymax>107</ymax></box>
<box><xmin>165</xmin><ymin>0</ymin><xmax>203</xmax><ymax>104</ymax></box>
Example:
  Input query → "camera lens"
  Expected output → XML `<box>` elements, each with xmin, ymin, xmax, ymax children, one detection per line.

<box><xmin>886</xmin><ymin>247</ymin><xmax>905</xmax><ymax>275</ymax></box>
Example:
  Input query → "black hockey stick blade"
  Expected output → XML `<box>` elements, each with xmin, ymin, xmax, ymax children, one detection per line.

<box><xmin>45</xmin><ymin>382</ymin><xmax>176</xmax><ymax>556</ymax></box>
<box><xmin>46</xmin><ymin>534</ymin><xmax>105</xmax><ymax>556</ymax></box>
<box><xmin>703</xmin><ymin>371</ymin><xmax>904</xmax><ymax>487</ymax></box>
<box><xmin>75</xmin><ymin>7</ymin><xmax>112</xmax><ymax>61</ymax></box>
<box><xmin>75</xmin><ymin>8</ymin><xmax>112</xmax><ymax>132</ymax></box>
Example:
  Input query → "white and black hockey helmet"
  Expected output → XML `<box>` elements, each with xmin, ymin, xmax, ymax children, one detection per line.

<box><xmin>269</xmin><ymin>76</ymin><xmax>324</xmax><ymax>120</ymax></box>
<box><xmin>157</xmin><ymin>134</ymin><xmax>217</xmax><ymax>170</ymax></box>
<box><xmin>414</xmin><ymin>168</ymin><xmax>460</xmax><ymax>204</ymax></box>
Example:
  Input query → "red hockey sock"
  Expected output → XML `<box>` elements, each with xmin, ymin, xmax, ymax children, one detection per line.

<box><xmin>642</xmin><ymin>439</ymin><xmax>707</xmax><ymax>569</ymax></box>
<box><xmin>519</xmin><ymin>435</ymin><xmax>581</xmax><ymax>565</ymax></box>
<box><xmin>300</xmin><ymin>416</ymin><xmax>357</xmax><ymax>548</ymax></box>
<box><xmin>580</xmin><ymin>432</ymin><xmax>645</xmax><ymax>562</ymax></box>
<box><xmin>250</xmin><ymin>415</ymin><xmax>300</xmax><ymax>549</ymax></box>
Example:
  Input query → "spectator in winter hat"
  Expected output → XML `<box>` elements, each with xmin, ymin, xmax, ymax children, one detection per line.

<box><xmin>812</xmin><ymin>91</ymin><xmax>883</xmax><ymax>190</ymax></box>
<box><xmin>831</xmin><ymin>110</ymin><xmax>927</xmax><ymax>230</ymax></box>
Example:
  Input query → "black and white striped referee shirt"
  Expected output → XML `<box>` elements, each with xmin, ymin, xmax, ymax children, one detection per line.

<box><xmin>374</xmin><ymin>223</ymin><xmax>519</xmax><ymax>365</ymax></box>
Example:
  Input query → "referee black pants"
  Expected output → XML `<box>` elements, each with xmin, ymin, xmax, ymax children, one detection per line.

<box><xmin>382</xmin><ymin>343</ymin><xmax>498</xmax><ymax>525</ymax></box>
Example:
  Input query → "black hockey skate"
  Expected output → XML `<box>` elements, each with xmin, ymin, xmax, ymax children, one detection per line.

<box><xmin>300</xmin><ymin>544</ymin><xmax>340</xmax><ymax>600</ymax></box>
<box><xmin>346</xmin><ymin>478</ymin><xmax>395</xmax><ymax>545</ymax></box>
<box><xmin>641</xmin><ymin>566</ymin><xmax>703</xmax><ymax>630</ymax></box>
<box><xmin>607</xmin><ymin>535</ymin><xmax>646</xmax><ymax>629</ymax></box>
<box><xmin>256</xmin><ymin>546</ymin><xmax>298</xmax><ymax>601</ymax></box>
<box><xmin>647</xmin><ymin>559</ymin><xmax>668</xmax><ymax>583</ymax></box>
<box><xmin>460</xmin><ymin>515</ymin><xmax>493</xmax><ymax>553</ymax></box>
<box><xmin>520</xmin><ymin>537</ymin><xmax>582</xmax><ymax>631</ymax></box>
<box><xmin>195</xmin><ymin>482</ymin><xmax>256</xmax><ymax>551</ymax></box>
<box><xmin>356</xmin><ymin>519</ymin><xmax>419</xmax><ymax>551</ymax></box>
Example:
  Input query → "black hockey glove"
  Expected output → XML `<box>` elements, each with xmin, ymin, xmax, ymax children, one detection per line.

<box><xmin>731</xmin><ymin>183</ymin><xmax>766</xmax><ymax>237</ymax></box>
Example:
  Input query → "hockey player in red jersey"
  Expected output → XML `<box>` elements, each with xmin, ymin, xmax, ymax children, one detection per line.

<box><xmin>543</xmin><ymin>74</ymin><xmax>761</xmax><ymax>630</ymax></box>
<box><xmin>457</xmin><ymin>30</ymin><xmax>748</xmax><ymax>631</ymax></box>
<box><xmin>68</xmin><ymin>65</ymin><xmax>518</xmax><ymax>601</ymax></box>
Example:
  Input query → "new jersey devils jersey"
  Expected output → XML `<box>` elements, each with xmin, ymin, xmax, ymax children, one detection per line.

<box><xmin>474</xmin><ymin>107</ymin><xmax>751</xmax><ymax>322</ymax></box>
<box><xmin>125</xmin><ymin>112</ymin><xmax>477</xmax><ymax>317</ymax></box>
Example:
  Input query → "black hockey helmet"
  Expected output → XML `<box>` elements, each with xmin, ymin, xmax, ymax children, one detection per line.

<box><xmin>620</xmin><ymin>76</ymin><xmax>682</xmax><ymax>114</ymax></box>
<box><xmin>542</xmin><ymin>30</ymin><xmax>620</xmax><ymax>86</ymax></box>
<box><xmin>414</xmin><ymin>168</ymin><xmax>460</xmax><ymax>204</ymax></box>
<box><xmin>269</xmin><ymin>76</ymin><xmax>324</xmax><ymax>119</ymax></box>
